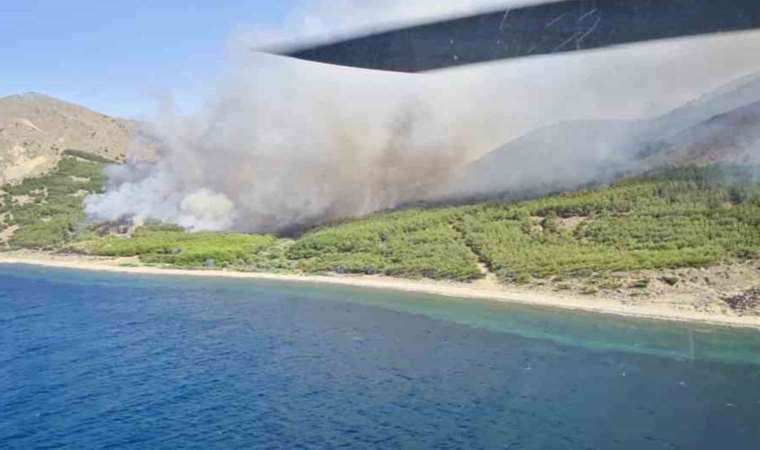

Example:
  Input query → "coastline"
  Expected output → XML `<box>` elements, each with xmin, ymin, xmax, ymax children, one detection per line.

<box><xmin>1</xmin><ymin>252</ymin><xmax>759</xmax><ymax>330</ymax></box>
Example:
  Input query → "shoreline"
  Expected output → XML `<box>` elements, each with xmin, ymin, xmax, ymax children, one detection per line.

<box><xmin>1</xmin><ymin>253</ymin><xmax>759</xmax><ymax>330</ymax></box>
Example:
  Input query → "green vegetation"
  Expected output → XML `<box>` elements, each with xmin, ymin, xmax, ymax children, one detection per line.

<box><xmin>460</xmin><ymin>166</ymin><xmax>760</xmax><ymax>282</ymax></box>
<box><xmin>62</xmin><ymin>149</ymin><xmax>119</xmax><ymax>164</ymax></box>
<box><xmin>77</xmin><ymin>224</ymin><xmax>279</xmax><ymax>269</ymax></box>
<box><xmin>0</xmin><ymin>155</ymin><xmax>106</xmax><ymax>249</ymax></box>
<box><xmin>287</xmin><ymin>209</ymin><xmax>483</xmax><ymax>281</ymax></box>
<box><xmin>76</xmin><ymin>209</ymin><xmax>484</xmax><ymax>279</ymax></box>
<box><xmin>3</xmin><ymin>160</ymin><xmax>759</xmax><ymax>285</ymax></box>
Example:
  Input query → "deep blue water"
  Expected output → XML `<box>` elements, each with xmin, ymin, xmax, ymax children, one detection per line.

<box><xmin>1</xmin><ymin>265</ymin><xmax>760</xmax><ymax>449</ymax></box>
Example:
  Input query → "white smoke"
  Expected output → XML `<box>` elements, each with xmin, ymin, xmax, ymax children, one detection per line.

<box><xmin>84</xmin><ymin>1</ymin><xmax>760</xmax><ymax>232</ymax></box>
<box><xmin>86</xmin><ymin>53</ymin><xmax>481</xmax><ymax>232</ymax></box>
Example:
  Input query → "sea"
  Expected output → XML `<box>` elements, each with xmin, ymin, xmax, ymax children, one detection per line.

<box><xmin>1</xmin><ymin>264</ymin><xmax>759</xmax><ymax>449</ymax></box>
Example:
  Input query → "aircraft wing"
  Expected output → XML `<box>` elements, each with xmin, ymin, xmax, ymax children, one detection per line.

<box><xmin>282</xmin><ymin>0</ymin><xmax>760</xmax><ymax>72</ymax></box>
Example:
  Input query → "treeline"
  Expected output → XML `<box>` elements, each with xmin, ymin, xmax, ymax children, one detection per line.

<box><xmin>2</xmin><ymin>161</ymin><xmax>759</xmax><ymax>284</ymax></box>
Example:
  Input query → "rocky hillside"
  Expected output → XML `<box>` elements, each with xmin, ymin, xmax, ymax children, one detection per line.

<box><xmin>0</xmin><ymin>93</ymin><xmax>133</xmax><ymax>184</ymax></box>
<box><xmin>432</xmin><ymin>72</ymin><xmax>760</xmax><ymax>202</ymax></box>
<box><xmin>650</xmin><ymin>99</ymin><xmax>760</xmax><ymax>166</ymax></box>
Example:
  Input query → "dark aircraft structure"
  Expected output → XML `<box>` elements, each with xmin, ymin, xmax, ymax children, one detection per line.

<box><xmin>283</xmin><ymin>0</ymin><xmax>760</xmax><ymax>73</ymax></box>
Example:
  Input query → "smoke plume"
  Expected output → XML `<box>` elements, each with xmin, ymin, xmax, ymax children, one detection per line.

<box><xmin>85</xmin><ymin>1</ymin><xmax>760</xmax><ymax>232</ymax></box>
<box><xmin>86</xmin><ymin>54</ymin><xmax>483</xmax><ymax>232</ymax></box>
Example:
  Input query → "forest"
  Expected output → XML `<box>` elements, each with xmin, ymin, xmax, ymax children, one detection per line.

<box><xmin>1</xmin><ymin>157</ymin><xmax>758</xmax><ymax>287</ymax></box>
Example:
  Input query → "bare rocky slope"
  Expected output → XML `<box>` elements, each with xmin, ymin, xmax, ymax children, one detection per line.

<box><xmin>0</xmin><ymin>92</ymin><xmax>133</xmax><ymax>184</ymax></box>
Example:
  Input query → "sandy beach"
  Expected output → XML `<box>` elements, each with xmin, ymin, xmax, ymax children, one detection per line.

<box><xmin>1</xmin><ymin>251</ymin><xmax>759</xmax><ymax>329</ymax></box>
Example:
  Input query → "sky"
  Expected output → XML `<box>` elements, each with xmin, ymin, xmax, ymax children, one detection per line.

<box><xmin>0</xmin><ymin>1</ymin><xmax>296</xmax><ymax>118</ymax></box>
<box><xmin>4</xmin><ymin>0</ymin><xmax>760</xmax><ymax>122</ymax></box>
<box><xmin>0</xmin><ymin>0</ymin><xmax>514</xmax><ymax>119</ymax></box>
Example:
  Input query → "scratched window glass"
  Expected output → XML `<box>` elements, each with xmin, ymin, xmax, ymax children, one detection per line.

<box><xmin>3</xmin><ymin>2</ymin><xmax>760</xmax><ymax>449</ymax></box>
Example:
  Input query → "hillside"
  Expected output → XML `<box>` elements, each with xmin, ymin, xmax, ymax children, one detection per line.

<box><xmin>0</xmin><ymin>93</ymin><xmax>133</xmax><ymax>184</ymax></box>
<box><xmin>433</xmin><ymin>72</ymin><xmax>760</xmax><ymax>202</ymax></box>
<box><xmin>1</xmin><ymin>154</ymin><xmax>758</xmax><ymax>316</ymax></box>
<box><xmin>0</xmin><ymin>81</ymin><xmax>759</xmax><ymax>317</ymax></box>
<box><xmin>426</xmin><ymin>119</ymin><xmax>648</xmax><ymax>201</ymax></box>
<box><xmin>77</xmin><ymin>165</ymin><xmax>760</xmax><ymax>315</ymax></box>
<box><xmin>650</xmin><ymin>99</ymin><xmax>760</xmax><ymax>166</ymax></box>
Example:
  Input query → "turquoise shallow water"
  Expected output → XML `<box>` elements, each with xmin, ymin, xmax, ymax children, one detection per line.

<box><xmin>1</xmin><ymin>265</ymin><xmax>760</xmax><ymax>449</ymax></box>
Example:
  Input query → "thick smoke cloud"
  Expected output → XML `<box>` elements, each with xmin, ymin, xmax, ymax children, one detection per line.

<box><xmin>86</xmin><ymin>54</ymin><xmax>481</xmax><ymax>232</ymax></box>
<box><xmin>85</xmin><ymin>1</ymin><xmax>760</xmax><ymax>232</ymax></box>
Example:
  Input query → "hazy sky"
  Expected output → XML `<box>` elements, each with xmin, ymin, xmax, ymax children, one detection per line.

<box><xmin>4</xmin><ymin>0</ymin><xmax>760</xmax><ymax>123</ymax></box>
<box><xmin>0</xmin><ymin>0</ymin><xmax>514</xmax><ymax>118</ymax></box>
